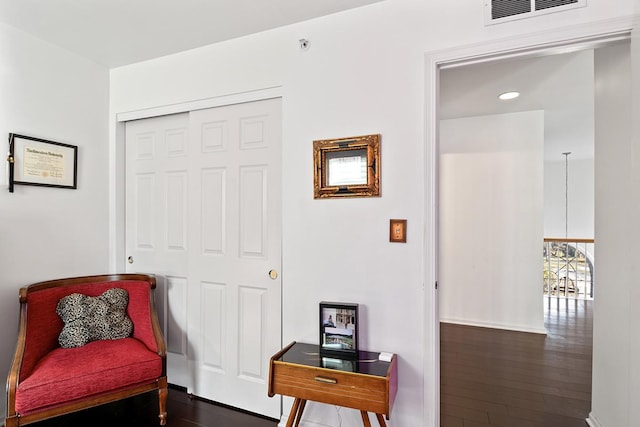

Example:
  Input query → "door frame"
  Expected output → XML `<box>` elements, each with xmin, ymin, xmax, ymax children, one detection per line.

<box><xmin>110</xmin><ymin>86</ymin><xmax>283</xmax><ymax>273</ymax></box>
<box><xmin>423</xmin><ymin>18</ymin><xmax>634</xmax><ymax>426</ymax></box>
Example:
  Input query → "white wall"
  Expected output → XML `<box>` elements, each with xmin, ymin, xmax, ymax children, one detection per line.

<box><xmin>108</xmin><ymin>1</ymin><xmax>637</xmax><ymax>426</ymax></box>
<box><xmin>590</xmin><ymin>41</ymin><xmax>633</xmax><ymax>427</ymax></box>
<box><xmin>111</xmin><ymin>5</ymin><xmax>427</xmax><ymax>426</ymax></box>
<box><xmin>0</xmin><ymin>23</ymin><xmax>110</xmax><ymax>422</ymax></box>
<box><xmin>627</xmin><ymin>6</ymin><xmax>640</xmax><ymax>426</ymax></box>
<box><xmin>0</xmin><ymin>1</ymin><xmax>634</xmax><ymax>426</ymax></box>
<box><xmin>439</xmin><ymin>112</ymin><xmax>545</xmax><ymax>333</ymax></box>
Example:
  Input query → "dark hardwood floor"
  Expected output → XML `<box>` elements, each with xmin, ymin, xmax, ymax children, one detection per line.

<box><xmin>17</xmin><ymin>298</ymin><xmax>591</xmax><ymax>427</ymax></box>
<box><xmin>28</xmin><ymin>386</ymin><xmax>279</xmax><ymax>427</ymax></box>
<box><xmin>441</xmin><ymin>297</ymin><xmax>593</xmax><ymax>427</ymax></box>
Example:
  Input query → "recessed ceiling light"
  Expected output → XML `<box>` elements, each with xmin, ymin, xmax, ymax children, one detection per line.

<box><xmin>498</xmin><ymin>91</ymin><xmax>520</xmax><ymax>100</ymax></box>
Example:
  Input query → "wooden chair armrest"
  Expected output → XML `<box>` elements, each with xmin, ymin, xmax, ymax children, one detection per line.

<box><xmin>148</xmin><ymin>287</ymin><xmax>166</xmax><ymax>358</ymax></box>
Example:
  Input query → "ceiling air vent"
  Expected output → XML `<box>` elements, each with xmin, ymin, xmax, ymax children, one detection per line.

<box><xmin>492</xmin><ymin>0</ymin><xmax>531</xmax><ymax>20</ymax></box>
<box><xmin>486</xmin><ymin>0</ymin><xmax>586</xmax><ymax>25</ymax></box>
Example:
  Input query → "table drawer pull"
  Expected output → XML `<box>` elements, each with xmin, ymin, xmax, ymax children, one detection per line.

<box><xmin>314</xmin><ymin>376</ymin><xmax>337</xmax><ymax>384</ymax></box>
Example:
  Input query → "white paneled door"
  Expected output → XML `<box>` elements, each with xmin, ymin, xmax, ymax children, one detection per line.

<box><xmin>125</xmin><ymin>98</ymin><xmax>282</xmax><ymax>418</ymax></box>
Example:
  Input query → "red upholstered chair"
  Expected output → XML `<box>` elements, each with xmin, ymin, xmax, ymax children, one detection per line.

<box><xmin>5</xmin><ymin>274</ymin><xmax>167</xmax><ymax>427</ymax></box>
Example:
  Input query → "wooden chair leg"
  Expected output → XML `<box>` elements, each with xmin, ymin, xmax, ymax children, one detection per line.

<box><xmin>158</xmin><ymin>377</ymin><xmax>168</xmax><ymax>425</ymax></box>
<box><xmin>5</xmin><ymin>415</ymin><xmax>19</xmax><ymax>427</ymax></box>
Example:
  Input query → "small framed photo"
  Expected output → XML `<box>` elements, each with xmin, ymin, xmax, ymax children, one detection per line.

<box><xmin>319</xmin><ymin>301</ymin><xmax>359</xmax><ymax>358</ymax></box>
<box><xmin>8</xmin><ymin>133</ymin><xmax>78</xmax><ymax>193</ymax></box>
<box><xmin>313</xmin><ymin>134</ymin><xmax>380</xmax><ymax>199</ymax></box>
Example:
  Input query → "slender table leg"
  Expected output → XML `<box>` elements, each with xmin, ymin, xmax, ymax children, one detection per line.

<box><xmin>286</xmin><ymin>398</ymin><xmax>303</xmax><ymax>427</ymax></box>
<box><xmin>294</xmin><ymin>400</ymin><xmax>307</xmax><ymax>426</ymax></box>
<box><xmin>360</xmin><ymin>411</ymin><xmax>372</xmax><ymax>426</ymax></box>
<box><xmin>375</xmin><ymin>413</ymin><xmax>387</xmax><ymax>427</ymax></box>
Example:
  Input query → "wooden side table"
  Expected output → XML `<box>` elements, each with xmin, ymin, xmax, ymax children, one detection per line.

<box><xmin>268</xmin><ymin>342</ymin><xmax>397</xmax><ymax>427</ymax></box>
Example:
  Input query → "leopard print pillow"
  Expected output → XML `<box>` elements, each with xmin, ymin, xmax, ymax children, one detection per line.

<box><xmin>56</xmin><ymin>288</ymin><xmax>133</xmax><ymax>349</ymax></box>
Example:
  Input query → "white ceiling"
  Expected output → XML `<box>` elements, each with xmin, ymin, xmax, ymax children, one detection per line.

<box><xmin>0</xmin><ymin>1</ymin><xmax>601</xmax><ymax>163</ymax></box>
<box><xmin>439</xmin><ymin>49</ymin><xmax>595</xmax><ymax>161</ymax></box>
<box><xmin>0</xmin><ymin>0</ymin><xmax>383</xmax><ymax>68</ymax></box>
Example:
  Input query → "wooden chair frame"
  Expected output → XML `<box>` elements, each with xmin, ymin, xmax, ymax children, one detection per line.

<box><xmin>5</xmin><ymin>274</ymin><xmax>168</xmax><ymax>426</ymax></box>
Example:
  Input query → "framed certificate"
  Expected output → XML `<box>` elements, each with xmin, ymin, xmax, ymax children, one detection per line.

<box><xmin>8</xmin><ymin>133</ymin><xmax>78</xmax><ymax>192</ymax></box>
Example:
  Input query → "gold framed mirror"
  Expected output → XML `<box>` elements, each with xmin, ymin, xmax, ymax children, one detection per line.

<box><xmin>313</xmin><ymin>134</ymin><xmax>380</xmax><ymax>199</ymax></box>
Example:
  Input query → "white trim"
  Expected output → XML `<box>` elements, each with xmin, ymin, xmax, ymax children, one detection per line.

<box><xmin>116</xmin><ymin>86</ymin><xmax>283</xmax><ymax>122</ymax></box>
<box><xmin>440</xmin><ymin>319</ymin><xmax>548</xmax><ymax>335</ymax></box>
<box><xmin>586</xmin><ymin>412</ymin><xmax>604</xmax><ymax>427</ymax></box>
<box><xmin>423</xmin><ymin>40</ymin><xmax>439</xmax><ymax>427</ymax></box>
<box><xmin>437</xmin><ymin>16</ymin><xmax>633</xmax><ymax>70</ymax></box>
<box><xmin>424</xmin><ymin>16</ymin><xmax>634</xmax><ymax>427</ymax></box>
<box><xmin>109</xmin><ymin>120</ymin><xmax>126</xmax><ymax>273</ymax></box>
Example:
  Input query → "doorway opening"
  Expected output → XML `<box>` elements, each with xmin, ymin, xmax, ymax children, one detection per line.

<box><xmin>438</xmin><ymin>46</ymin><xmax>602</xmax><ymax>329</ymax></box>
<box><xmin>431</xmin><ymin>32</ymin><xmax>631</xmax><ymax>426</ymax></box>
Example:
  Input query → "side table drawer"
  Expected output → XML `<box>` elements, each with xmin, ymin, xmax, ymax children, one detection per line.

<box><xmin>271</xmin><ymin>362</ymin><xmax>389</xmax><ymax>415</ymax></box>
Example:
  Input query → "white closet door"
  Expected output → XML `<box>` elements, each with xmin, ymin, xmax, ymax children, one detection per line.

<box><xmin>125</xmin><ymin>112</ymin><xmax>191</xmax><ymax>387</ymax></box>
<box><xmin>125</xmin><ymin>98</ymin><xmax>282</xmax><ymax>418</ymax></box>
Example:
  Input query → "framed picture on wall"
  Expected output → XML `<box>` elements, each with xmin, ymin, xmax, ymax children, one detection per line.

<box><xmin>313</xmin><ymin>134</ymin><xmax>380</xmax><ymax>199</ymax></box>
<box><xmin>8</xmin><ymin>133</ymin><xmax>78</xmax><ymax>193</ymax></box>
<box><xmin>319</xmin><ymin>301</ymin><xmax>359</xmax><ymax>358</ymax></box>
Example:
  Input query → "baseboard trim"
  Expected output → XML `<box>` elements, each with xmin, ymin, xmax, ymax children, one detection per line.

<box><xmin>586</xmin><ymin>412</ymin><xmax>603</xmax><ymax>427</ymax></box>
<box><xmin>440</xmin><ymin>318</ymin><xmax>548</xmax><ymax>335</ymax></box>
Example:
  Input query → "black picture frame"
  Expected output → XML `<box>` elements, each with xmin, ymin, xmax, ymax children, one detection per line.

<box><xmin>319</xmin><ymin>301</ymin><xmax>359</xmax><ymax>358</ymax></box>
<box><xmin>8</xmin><ymin>133</ymin><xmax>78</xmax><ymax>193</ymax></box>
